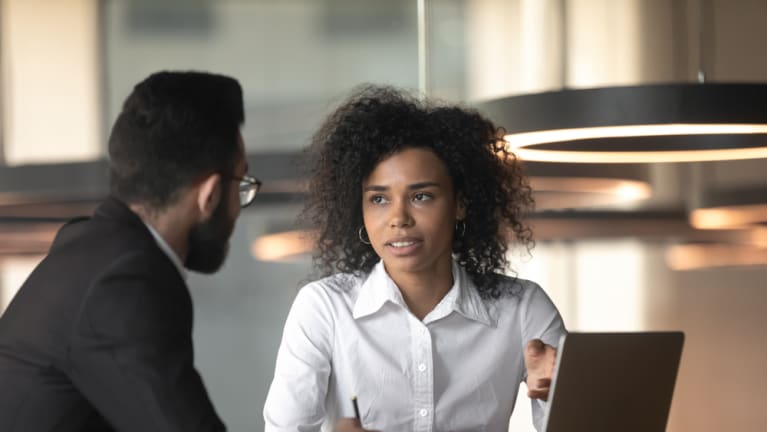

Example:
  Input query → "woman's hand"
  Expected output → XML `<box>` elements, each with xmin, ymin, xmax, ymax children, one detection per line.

<box><xmin>334</xmin><ymin>418</ymin><xmax>380</xmax><ymax>432</ymax></box>
<box><xmin>524</xmin><ymin>338</ymin><xmax>558</xmax><ymax>401</ymax></box>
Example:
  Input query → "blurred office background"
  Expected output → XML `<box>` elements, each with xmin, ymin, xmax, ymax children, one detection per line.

<box><xmin>1</xmin><ymin>0</ymin><xmax>766</xmax><ymax>431</ymax></box>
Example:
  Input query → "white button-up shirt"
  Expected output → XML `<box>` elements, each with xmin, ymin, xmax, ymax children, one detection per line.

<box><xmin>264</xmin><ymin>260</ymin><xmax>565</xmax><ymax>432</ymax></box>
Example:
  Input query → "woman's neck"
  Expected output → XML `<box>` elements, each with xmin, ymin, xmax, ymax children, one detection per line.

<box><xmin>385</xmin><ymin>260</ymin><xmax>454</xmax><ymax>321</ymax></box>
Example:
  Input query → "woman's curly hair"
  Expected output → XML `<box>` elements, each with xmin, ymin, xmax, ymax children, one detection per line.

<box><xmin>301</xmin><ymin>84</ymin><xmax>534</xmax><ymax>298</ymax></box>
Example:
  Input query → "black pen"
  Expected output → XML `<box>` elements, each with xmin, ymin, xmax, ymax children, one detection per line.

<box><xmin>351</xmin><ymin>395</ymin><xmax>361</xmax><ymax>422</ymax></box>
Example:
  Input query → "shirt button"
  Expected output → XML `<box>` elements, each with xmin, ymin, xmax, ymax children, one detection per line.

<box><xmin>419</xmin><ymin>408</ymin><xmax>428</xmax><ymax>417</ymax></box>
<box><xmin>418</xmin><ymin>363</ymin><xmax>427</xmax><ymax>372</ymax></box>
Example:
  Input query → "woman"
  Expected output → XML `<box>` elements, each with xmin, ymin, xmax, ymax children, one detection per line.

<box><xmin>264</xmin><ymin>85</ymin><xmax>565</xmax><ymax>432</ymax></box>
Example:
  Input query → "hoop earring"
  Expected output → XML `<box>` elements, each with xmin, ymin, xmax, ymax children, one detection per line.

<box><xmin>358</xmin><ymin>226</ymin><xmax>371</xmax><ymax>245</ymax></box>
<box><xmin>455</xmin><ymin>220</ymin><xmax>466</xmax><ymax>239</ymax></box>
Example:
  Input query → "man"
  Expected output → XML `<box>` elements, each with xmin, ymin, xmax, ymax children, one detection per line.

<box><xmin>0</xmin><ymin>71</ymin><xmax>259</xmax><ymax>431</ymax></box>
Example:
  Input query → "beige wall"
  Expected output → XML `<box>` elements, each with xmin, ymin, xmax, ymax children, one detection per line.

<box><xmin>643</xmin><ymin>245</ymin><xmax>767</xmax><ymax>432</ymax></box>
<box><xmin>1</xmin><ymin>0</ymin><xmax>101</xmax><ymax>165</ymax></box>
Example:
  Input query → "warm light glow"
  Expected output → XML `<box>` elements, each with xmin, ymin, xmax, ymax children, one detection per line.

<box><xmin>751</xmin><ymin>227</ymin><xmax>767</xmax><ymax>249</ymax></box>
<box><xmin>531</xmin><ymin>177</ymin><xmax>651</xmax><ymax>209</ymax></box>
<box><xmin>690</xmin><ymin>204</ymin><xmax>767</xmax><ymax>229</ymax></box>
<box><xmin>251</xmin><ymin>230</ymin><xmax>313</xmax><ymax>262</ymax></box>
<box><xmin>504</xmin><ymin>123</ymin><xmax>767</xmax><ymax>163</ymax></box>
<box><xmin>615</xmin><ymin>183</ymin><xmax>648</xmax><ymax>200</ymax></box>
<box><xmin>532</xmin><ymin>177</ymin><xmax>651</xmax><ymax>196</ymax></box>
<box><xmin>508</xmin><ymin>123</ymin><xmax>767</xmax><ymax>146</ymax></box>
<box><xmin>665</xmin><ymin>243</ymin><xmax>767</xmax><ymax>271</ymax></box>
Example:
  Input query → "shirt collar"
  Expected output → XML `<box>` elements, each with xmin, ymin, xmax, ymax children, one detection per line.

<box><xmin>352</xmin><ymin>261</ymin><xmax>405</xmax><ymax>319</ymax></box>
<box><xmin>449</xmin><ymin>260</ymin><xmax>495</xmax><ymax>327</ymax></box>
<box><xmin>352</xmin><ymin>259</ymin><xmax>495</xmax><ymax>327</ymax></box>
<box><xmin>143</xmin><ymin>222</ymin><xmax>188</xmax><ymax>281</ymax></box>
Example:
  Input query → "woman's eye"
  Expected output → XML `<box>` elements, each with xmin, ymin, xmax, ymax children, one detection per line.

<box><xmin>414</xmin><ymin>192</ymin><xmax>432</xmax><ymax>201</ymax></box>
<box><xmin>371</xmin><ymin>195</ymin><xmax>387</xmax><ymax>204</ymax></box>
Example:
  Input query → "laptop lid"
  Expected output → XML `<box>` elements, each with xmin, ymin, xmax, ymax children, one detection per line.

<box><xmin>542</xmin><ymin>331</ymin><xmax>684</xmax><ymax>432</ymax></box>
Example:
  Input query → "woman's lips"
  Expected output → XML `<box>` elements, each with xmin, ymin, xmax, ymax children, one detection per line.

<box><xmin>385</xmin><ymin>238</ymin><xmax>422</xmax><ymax>256</ymax></box>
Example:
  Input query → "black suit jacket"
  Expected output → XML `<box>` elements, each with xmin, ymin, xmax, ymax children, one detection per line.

<box><xmin>0</xmin><ymin>197</ymin><xmax>226</xmax><ymax>431</ymax></box>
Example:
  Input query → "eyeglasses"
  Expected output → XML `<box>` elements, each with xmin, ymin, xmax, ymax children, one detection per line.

<box><xmin>226</xmin><ymin>174</ymin><xmax>262</xmax><ymax>208</ymax></box>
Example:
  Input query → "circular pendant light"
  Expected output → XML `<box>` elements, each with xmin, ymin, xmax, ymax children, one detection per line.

<box><xmin>251</xmin><ymin>229</ymin><xmax>313</xmax><ymax>262</ymax></box>
<box><xmin>525</xmin><ymin>162</ymin><xmax>652</xmax><ymax>210</ymax></box>
<box><xmin>665</xmin><ymin>242</ymin><xmax>767</xmax><ymax>271</ymax></box>
<box><xmin>480</xmin><ymin>83</ymin><xmax>767</xmax><ymax>163</ymax></box>
<box><xmin>689</xmin><ymin>187</ymin><xmax>767</xmax><ymax>229</ymax></box>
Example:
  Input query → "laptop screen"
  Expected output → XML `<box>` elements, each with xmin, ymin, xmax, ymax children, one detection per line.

<box><xmin>542</xmin><ymin>331</ymin><xmax>684</xmax><ymax>432</ymax></box>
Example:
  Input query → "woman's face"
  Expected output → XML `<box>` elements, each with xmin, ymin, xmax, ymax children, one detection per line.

<box><xmin>362</xmin><ymin>147</ymin><xmax>464</xmax><ymax>278</ymax></box>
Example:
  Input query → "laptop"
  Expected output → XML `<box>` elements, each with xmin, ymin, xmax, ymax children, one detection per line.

<box><xmin>542</xmin><ymin>331</ymin><xmax>684</xmax><ymax>432</ymax></box>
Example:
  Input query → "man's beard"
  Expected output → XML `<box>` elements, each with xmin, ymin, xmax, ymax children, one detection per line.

<box><xmin>185</xmin><ymin>196</ymin><xmax>235</xmax><ymax>274</ymax></box>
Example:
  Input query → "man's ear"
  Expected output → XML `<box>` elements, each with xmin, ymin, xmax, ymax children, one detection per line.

<box><xmin>196</xmin><ymin>173</ymin><xmax>222</xmax><ymax>220</ymax></box>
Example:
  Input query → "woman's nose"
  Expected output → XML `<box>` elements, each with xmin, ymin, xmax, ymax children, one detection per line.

<box><xmin>388</xmin><ymin>200</ymin><xmax>413</xmax><ymax>228</ymax></box>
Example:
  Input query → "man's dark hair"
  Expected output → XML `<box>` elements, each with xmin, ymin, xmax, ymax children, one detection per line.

<box><xmin>108</xmin><ymin>71</ymin><xmax>244</xmax><ymax>209</ymax></box>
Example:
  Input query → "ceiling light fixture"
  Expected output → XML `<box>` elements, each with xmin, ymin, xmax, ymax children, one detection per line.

<box><xmin>251</xmin><ymin>230</ymin><xmax>313</xmax><ymax>262</ymax></box>
<box><xmin>481</xmin><ymin>83</ymin><xmax>767</xmax><ymax>164</ymax></box>
<box><xmin>478</xmin><ymin>0</ymin><xmax>767</xmax><ymax>164</ymax></box>
<box><xmin>689</xmin><ymin>187</ymin><xmax>767</xmax><ymax>229</ymax></box>
<box><xmin>525</xmin><ymin>162</ymin><xmax>652</xmax><ymax>210</ymax></box>
<box><xmin>665</xmin><ymin>243</ymin><xmax>767</xmax><ymax>271</ymax></box>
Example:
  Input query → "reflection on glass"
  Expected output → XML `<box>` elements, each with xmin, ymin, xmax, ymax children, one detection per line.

<box><xmin>102</xmin><ymin>0</ymin><xmax>420</xmax><ymax>153</ymax></box>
